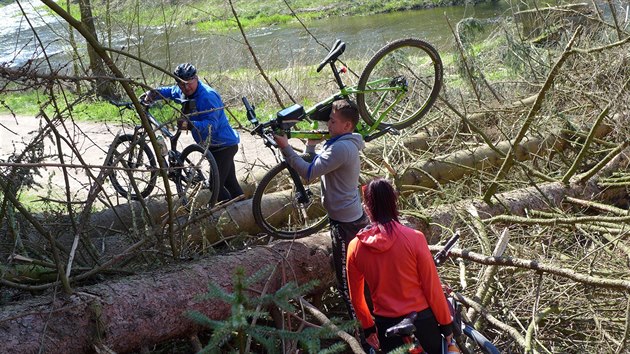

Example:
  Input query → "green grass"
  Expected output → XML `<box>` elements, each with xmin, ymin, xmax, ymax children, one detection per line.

<box><xmin>46</xmin><ymin>0</ymin><xmax>471</xmax><ymax>34</ymax></box>
<box><xmin>0</xmin><ymin>90</ymin><xmax>138</xmax><ymax>123</ymax></box>
<box><xmin>1</xmin><ymin>90</ymin><xmax>45</xmax><ymax>116</ymax></box>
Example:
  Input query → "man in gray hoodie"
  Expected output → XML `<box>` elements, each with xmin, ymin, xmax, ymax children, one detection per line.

<box><xmin>274</xmin><ymin>99</ymin><xmax>369</xmax><ymax>319</ymax></box>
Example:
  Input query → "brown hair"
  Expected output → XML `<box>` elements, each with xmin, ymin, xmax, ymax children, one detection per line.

<box><xmin>363</xmin><ymin>178</ymin><xmax>399</xmax><ymax>231</ymax></box>
<box><xmin>332</xmin><ymin>99</ymin><xmax>360</xmax><ymax>128</ymax></box>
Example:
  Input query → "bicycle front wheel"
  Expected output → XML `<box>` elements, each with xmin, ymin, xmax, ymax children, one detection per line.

<box><xmin>106</xmin><ymin>134</ymin><xmax>157</xmax><ymax>200</ymax></box>
<box><xmin>461</xmin><ymin>323</ymin><xmax>500</xmax><ymax>354</ymax></box>
<box><xmin>357</xmin><ymin>38</ymin><xmax>443</xmax><ymax>130</ymax></box>
<box><xmin>176</xmin><ymin>144</ymin><xmax>220</xmax><ymax>209</ymax></box>
<box><xmin>252</xmin><ymin>160</ymin><xmax>328</xmax><ymax>239</ymax></box>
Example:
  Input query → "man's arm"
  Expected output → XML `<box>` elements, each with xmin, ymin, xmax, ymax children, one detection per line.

<box><xmin>141</xmin><ymin>86</ymin><xmax>176</xmax><ymax>104</ymax></box>
<box><xmin>274</xmin><ymin>135</ymin><xmax>347</xmax><ymax>181</ymax></box>
<box><xmin>274</xmin><ymin>134</ymin><xmax>312</xmax><ymax>178</ymax></box>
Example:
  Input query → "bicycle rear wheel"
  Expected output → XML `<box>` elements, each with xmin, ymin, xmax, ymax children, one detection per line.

<box><xmin>106</xmin><ymin>134</ymin><xmax>157</xmax><ymax>199</ymax></box>
<box><xmin>176</xmin><ymin>144</ymin><xmax>220</xmax><ymax>209</ymax></box>
<box><xmin>252</xmin><ymin>160</ymin><xmax>328</xmax><ymax>239</ymax></box>
<box><xmin>357</xmin><ymin>38</ymin><xmax>443</xmax><ymax>130</ymax></box>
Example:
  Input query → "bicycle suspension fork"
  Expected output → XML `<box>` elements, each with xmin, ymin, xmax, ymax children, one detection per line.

<box><xmin>285</xmin><ymin>163</ymin><xmax>313</xmax><ymax>218</ymax></box>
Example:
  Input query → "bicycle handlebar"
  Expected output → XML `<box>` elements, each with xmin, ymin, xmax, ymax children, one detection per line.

<box><xmin>242</xmin><ymin>96</ymin><xmax>279</xmax><ymax>148</ymax></box>
<box><xmin>242</xmin><ymin>97</ymin><xmax>259</xmax><ymax>126</ymax></box>
<box><xmin>108</xmin><ymin>99</ymin><xmax>176</xmax><ymax>139</ymax></box>
<box><xmin>434</xmin><ymin>231</ymin><xmax>460</xmax><ymax>267</ymax></box>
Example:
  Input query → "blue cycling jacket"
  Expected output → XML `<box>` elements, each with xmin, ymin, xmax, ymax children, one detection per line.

<box><xmin>156</xmin><ymin>81</ymin><xmax>239</xmax><ymax>146</ymax></box>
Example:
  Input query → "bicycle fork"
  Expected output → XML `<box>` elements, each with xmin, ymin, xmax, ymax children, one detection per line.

<box><xmin>285</xmin><ymin>163</ymin><xmax>312</xmax><ymax>219</ymax></box>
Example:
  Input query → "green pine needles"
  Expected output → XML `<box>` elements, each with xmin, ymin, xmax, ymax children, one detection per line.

<box><xmin>187</xmin><ymin>265</ymin><xmax>353</xmax><ymax>353</ymax></box>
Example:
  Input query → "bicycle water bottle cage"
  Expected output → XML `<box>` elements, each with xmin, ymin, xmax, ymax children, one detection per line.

<box><xmin>385</xmin><ymin>312</ymin><xmax>417</xmax><ymax>338</ymax></box>
<box><xmin>276</xmin><ymin>104</ymin><xmax>305</xmax><ymax>130</ymax></box>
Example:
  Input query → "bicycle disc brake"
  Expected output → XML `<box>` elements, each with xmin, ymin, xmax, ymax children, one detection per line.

<box><xmin>389</xmin><ymin>75</ymin><xmax>408</xmax><ymax>90</ymax></box>
<box><xmin>294</xmin><ymin>188</ymin><xmax>314</xmax><ymax>219</ymax></box>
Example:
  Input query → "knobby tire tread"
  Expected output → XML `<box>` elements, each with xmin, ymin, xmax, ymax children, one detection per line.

<box><xmin>357</xmin><ymin>37</ymin><xmax>443</xmax><ymax>130</ymax></box>
<box><xmin>252</xmin><ymin>160</ymin><xmax>328</xmax><ymax>239</ymax></box>
<box><xmin>107</xmin><ymin>134</ymin><xmax>157</xmax><ymax>199</ymax></box>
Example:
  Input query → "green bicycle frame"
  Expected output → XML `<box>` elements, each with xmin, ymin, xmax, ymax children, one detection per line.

<box><xmin>286</xmin><ymin>78</ymin><xmax>408</xmax><ymax>140</ymax></box>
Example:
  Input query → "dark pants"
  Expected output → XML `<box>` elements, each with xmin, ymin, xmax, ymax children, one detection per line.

<box><xmin>210</xmin><ymin>144</ymin><xmax>243</xmax><ymax>202</ymax></box>
<box><xmin>375</xmin><ymin>308</ymin><xmax>443</xmax><ymax>353</ymax></box>
<box><xmin>329</xmin><ymin>212</ymin><xmax>370</xmax><ymax>320</ymax></box>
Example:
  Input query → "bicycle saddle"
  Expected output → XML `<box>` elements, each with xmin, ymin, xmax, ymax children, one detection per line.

<box><xmin>385</xmin><ymin>312</ymin><xmax>417</xmax><ymax>338</ymax></box>
<box><xmin>317</xmin><ymin>39</ymin><xmax>346</xmax><ymax>72</ymax></box>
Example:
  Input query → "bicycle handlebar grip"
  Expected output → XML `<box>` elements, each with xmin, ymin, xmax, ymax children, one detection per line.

<box><xmin>443</xmin><ymin>231</ymin><xmax>460</xmax><ymax>253</ymax></box>
<box><xmin>242</xmin><ymin>97</ymin><xmax>259</xmax><ymax>125</ymax></box>
<box><xmin>434</xmin><ymin>231</ymin><xmax>460</xmax><ymax>266</ymax></box>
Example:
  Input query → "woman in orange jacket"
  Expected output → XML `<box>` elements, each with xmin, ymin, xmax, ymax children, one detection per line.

<box><xmin>346</xmin><ymin>178</ymin><xmax>453</xmax><ymax>353</ymax></box>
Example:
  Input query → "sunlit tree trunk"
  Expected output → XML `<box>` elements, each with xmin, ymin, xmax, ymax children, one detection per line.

<box><xmin>78</xmin><ymin>0</ymin><xmax>117</xmax><ymax>98</ymax></box>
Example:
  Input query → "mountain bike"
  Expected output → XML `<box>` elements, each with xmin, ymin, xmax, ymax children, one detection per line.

<box><xmin>104</xmin><ymin>100</ymin><xmax>220</xmax><ymax>209</ymax></box>
<box><xmin>243</xmin><ymin>38</ymin><xmax>443</xmax><ymax>239</ymax></box>
<box><xmin>384</xmin><ymin>232</ymin><xmax>500</xmax><ymax>354</ymax></box>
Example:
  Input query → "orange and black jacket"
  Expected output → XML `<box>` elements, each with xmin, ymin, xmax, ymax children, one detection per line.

<box><xmin>346</xmin><ymin>221</ymin><xmax>453</xmax><ymax>332</ymax></box>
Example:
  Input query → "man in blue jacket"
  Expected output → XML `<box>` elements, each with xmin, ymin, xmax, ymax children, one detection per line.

<box><xmin>143</xmin><ymin>63</ymin><xmax>243</xmax><ymax>202</ymax></box>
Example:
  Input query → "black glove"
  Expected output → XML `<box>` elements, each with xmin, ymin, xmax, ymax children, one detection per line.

<box><xmin>364</xmin><ymin>325</ymin><xmax>377</xmax><ymax>337</ymax></box>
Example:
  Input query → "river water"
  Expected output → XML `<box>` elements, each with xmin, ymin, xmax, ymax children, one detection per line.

<box><xmin>0</xmin><ymin>0</ymin><xmax>514</xmax><ymax>74</ymax></box>
<box><xmin>148</xmin><ymin>1</ymin><xmax>512</xmax><ymax>73</ymax></box>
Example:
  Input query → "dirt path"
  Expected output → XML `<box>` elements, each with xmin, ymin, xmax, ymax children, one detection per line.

<box><xmin>0</xmin><ymin>114</ymin><xmax>279</xmax><ymax>203</ymax></box>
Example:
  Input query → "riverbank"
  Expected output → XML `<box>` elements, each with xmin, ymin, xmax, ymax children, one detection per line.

<box><xmin>82</xmin><ymin>0</ymin><xmax>493</xmax><ymax>32</ymax></box>
<box><xmin>2</xmin><ymin>0</ymin><xmax>510</xmax><ymax>121</ymax></box>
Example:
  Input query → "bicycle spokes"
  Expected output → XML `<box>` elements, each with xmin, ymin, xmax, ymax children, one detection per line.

<box><xmin>174</xmin><ymin>145</ymin><xmax>220</xmax><ymax>209</ymax></box>
<box><xmin>252</xmin><ymin>162</ymin><xmax>328</xmax><ymax>238</ymax></box>
<box><xmin>357</xmin><ymin>38</ymin><xmax>442</xmax><ymax>130</ymax></box>
<box><xmin>106</xmin><ymin>134</ymin><xmax>157</xmax><ymax>200</ymax></box>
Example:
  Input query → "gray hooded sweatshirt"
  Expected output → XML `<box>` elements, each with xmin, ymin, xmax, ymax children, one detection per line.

<box><xmin>281</xmin><ymin>133</ymin><xmax>365</xmax><ymax>223</ymax></box>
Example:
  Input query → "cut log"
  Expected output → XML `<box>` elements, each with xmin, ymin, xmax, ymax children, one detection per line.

<box><xmin>0</xmin><ymin>233</ymin><xmax>334</xmax><ymax>354</ymax></box>
<box><xmin>61</xmin><ymin>125</ymin><xmax>613</xmax><ymax>259</ymax></box>
<box><xmin>398</xmin><ymin>124</ymin><xmax>612</xmax><ymax>190</ymax></box>
<box><xmin>410</xmin><ymin>150</ymin><xmax>628</xmax><ymax>243</ymax></box>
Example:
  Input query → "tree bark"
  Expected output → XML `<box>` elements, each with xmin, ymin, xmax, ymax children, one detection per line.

<box><xmin>398</xmin><ymin>124</ymin><xmax>611</xmax><ymax>190</ymax></box>
<box><xmin>78</xmin><ymin>0</ymin><xmax>117</xmax><ymax>98</ymax></box>
<box><xmin>410</xmin><ymin>164</ymin><xmax>627</xmax><ymax>244</ymax></box>
<box><xmin>0</xmin><ymin>233</ymin><xmax>334</xmax><ymax>354</ymax></box>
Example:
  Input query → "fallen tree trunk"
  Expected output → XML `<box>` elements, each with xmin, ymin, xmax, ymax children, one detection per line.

<box><xmin>398</xmin><ymin>124</ymin><xmax>612</xmax><ymax>190</ymax></box>
<box><xmin>21</xmin><ymin>118</ymin><xmax>617</xmax><ymax>268</ymax></box>
<box><xmin>0</xmin><ymin>233</ymin><xmax>334</xmax><ymax>354</ymax></box>
<box><xmin>412</xmin><ymin>149</ymin><xmax>629</xmax><ymax>243</ymax></box>
<box><xmin>57</xmin><ymin>125</ymin><xmax>614</xmax><ymax>258</ymax></box>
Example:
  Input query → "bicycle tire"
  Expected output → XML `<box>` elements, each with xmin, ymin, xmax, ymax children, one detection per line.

<box><xmin>252</xmin><ymin>160</ymin><xmax>328</xmax><ymax>239</ymax></box>
<box><xmin>176</xmin><ymin>144</ymin><xmax>221</xmax><ymax>209</ymax></box>
<box><xmin>357</xmin><ymin>38</ymin><xmax>443</xmax><ymax>130</ymax></box>
<box><xmin>462</xmin><ymin>323</ymin><xmax>500</xmax><ymax>354</ymax></box>
<box><xmin>106</xmin><ymin>134</ymin><xmax>157</xmax><ymax>199</ymax></box>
